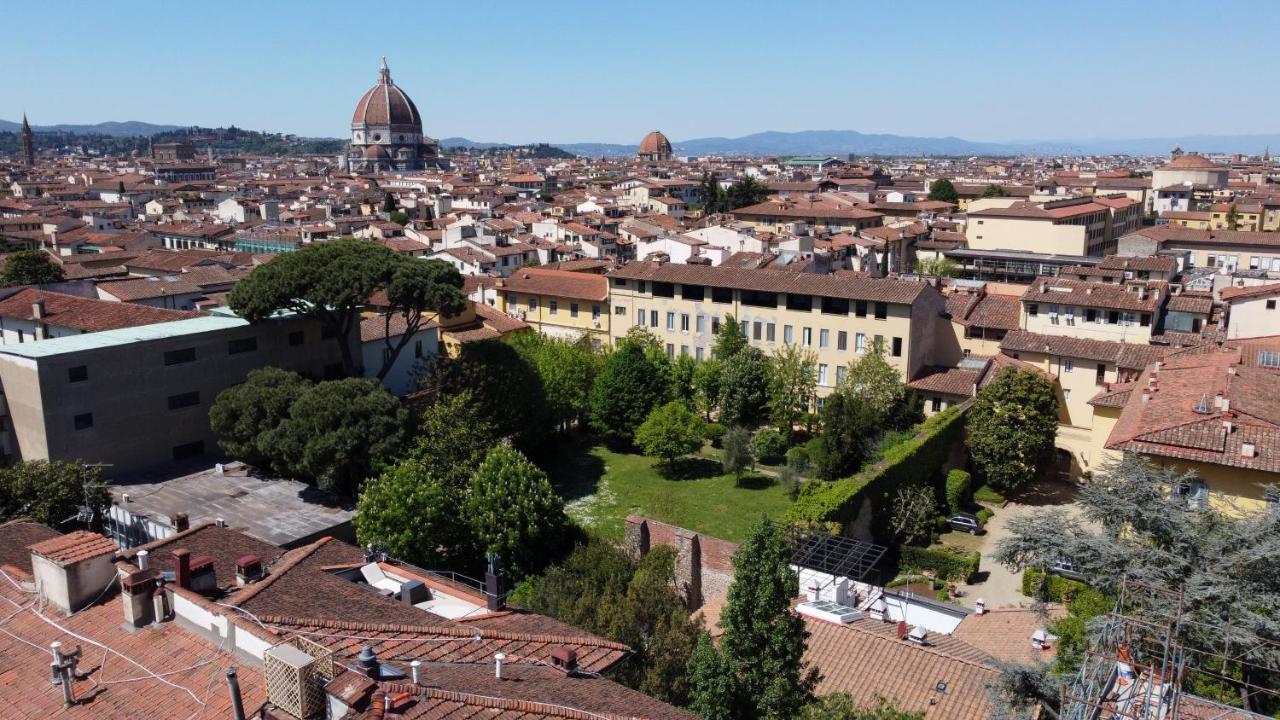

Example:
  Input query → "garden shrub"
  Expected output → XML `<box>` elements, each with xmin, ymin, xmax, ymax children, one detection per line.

<box><xmin>944</xmin><ymin>469</ymin><xmax>972</xmax><ymax>514</ymax></box>
<box><xmin>899</xmin><ymin>545</ymin><xmax>980</xmax><ymax>583</ymax></box>
<box><xmin>751</xmin><ymin>427</ymin><xmax>788</xmax><ymax>464</ymax></box>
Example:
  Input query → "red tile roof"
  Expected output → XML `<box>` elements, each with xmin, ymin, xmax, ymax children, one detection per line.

<box><xmin>0</xmin><ymin>288</ymin><xmax>202</xmax><ymax>332</ymax></box>
<box><xmin>1001</xmin><ymin>330</ymin><xmax>1161</xmax><ymax>370</ymax></box>
<box><xmin>501</xmin><ymin>268</ymin><xmax>609</xmax><ymax>302</ymax></box>
<box><xmin>27</xmin><ymin>530</ymin><xmax>117</xmax><ymax>565</ymax></box>
<box><xmin>610</xmin><ymin>261</ymin><xmax>929</xmax><ymax>305</ymax></box>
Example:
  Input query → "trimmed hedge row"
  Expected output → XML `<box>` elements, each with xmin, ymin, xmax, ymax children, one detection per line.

<box><xmin>944</xmin><ymin>469</ymin><xmax>972</xmax><ymax>514</ymax></box>
<box><xmin>786</xmin><ymin>403</ymin><xmax>968</xmax><ymax>542</ymax></box>
<box><xmin>1022</xmin><ymin>567</ymin><xmax>1092</xmax><ymax>601</ymax></box>
<box><xmin>900</xmin><ymin>545</ymin><xmax>980</xmax><ymax>583</ymax></box>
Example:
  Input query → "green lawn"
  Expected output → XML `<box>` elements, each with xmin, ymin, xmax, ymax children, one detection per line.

<box><xmin>547</xmin><ymin>442</ymin><xmax>793</xmax><ymax>543</ymax></box>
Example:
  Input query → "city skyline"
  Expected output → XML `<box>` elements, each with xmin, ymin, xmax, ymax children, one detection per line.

<box><xmin>4</xmin><ymin>0</ymin><xmax>1279</xmax><ymax>144</ymax></box>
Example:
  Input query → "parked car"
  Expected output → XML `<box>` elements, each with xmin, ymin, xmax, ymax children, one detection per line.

<box><xmin>947</xmin><ymin>512</ymin><xmax>982</xmax><ymax>535</ymax></box>
<box><xmin>1049</xmin><ymin>558</ymin><xmax>1086</xmax><ymax>582</ymax></box>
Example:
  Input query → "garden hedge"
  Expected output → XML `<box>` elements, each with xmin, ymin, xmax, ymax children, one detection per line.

<box><xmin>899</xmin><ymin>545</ymin><xmax>980</xmax><ymax>583</ymax></box>
<box><xmin>786</xmin><ymin>403</ymin><xmax>968</xmax><ymax>542</ymax></box>
<box><xmin>944</xmin><ymin>469</ymin><xmax>972</xmax><ymax>514</ymax></box>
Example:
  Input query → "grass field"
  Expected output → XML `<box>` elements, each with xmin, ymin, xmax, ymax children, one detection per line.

<box><xmin>547</xmin><ymin>441</ymin><xmax>793</xmax><ymax>543</ymax></box>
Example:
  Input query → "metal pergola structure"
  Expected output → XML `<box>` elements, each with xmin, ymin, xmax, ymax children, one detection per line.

<box><xmin>787</xmin><ymin>528</ymin><xmax>887</xmax><ymax>581</ymax></box>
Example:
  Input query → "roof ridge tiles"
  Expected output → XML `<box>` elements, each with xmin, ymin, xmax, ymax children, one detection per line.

<box><xmin>254</xmin><ymin>614</ymin><xmax>632</xmax><ymax>650</ymax></box>
<box><xmin>369</xmin><ymin>684</ymin><xmax>641</xmax><ymax>720</ymax></box>
<box><xmin>224</xmin><ymin>536</ymin><xmax>334</xmax><ymax>606</ymax></box>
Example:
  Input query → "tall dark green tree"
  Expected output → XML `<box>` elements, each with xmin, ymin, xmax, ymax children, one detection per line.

<box><xmin>466</xmin><ymin>446</ymin><xmax>569</xmax><ymax>578</ymax></box>
<box><xmin>726</xmin><ymin>176</ymin><xmax>771</xmax><ymax>210</ymax></box>
<box><xmin>700</xmin><ymin>172</ymin><xmax>729</xmax><ymax>214</ymax></box>
<box><xmin>431</xmin><ymin>339</ymin><xmax>550</xmax><ymax>452</ymax></box>
<box><xmin>926</xmin><ymin>178</ymin><xmax>959</xmax><ymax>203</ymax></box>
<box><xmin>966</xmin><ymin>368</ymin><xmax>1058</xmax><ymax>493</ymax></box>
<box><xmin>719</xmin><ymin>347</ymin><xmax>771</xmax><ymax>428</ymax></box>
<box><xmin>981</xmin><ymin>183</ymin><xmax>1008</xmax><ymax>198</ymax></box>
<box><xmin>589</xmin><ymin>339</ymin><xmax>671</xmax><ymax>441</ymax></box>
<box><xmin>689</xmin><ymin>518</ymin><xmax>818</xmax><ymax>720</ymax></box>
<box><xmin>208</xmin><ymin>367</ymin><xmax>311</xmax><ymax>471</ymax></box>
<box><xmin>1</xmin><ymin>250</ymin><xmax>63</xmax><ymax>286</ymax></box>
<box><xmin>713</xmin><ymin>315</ymin><xmax>748</xmax><ymax>360</ymax></box>
<box><xmin>811</xmin><ymin>390</ymin><xmax>878</xmax><ymax>481</ymax></box>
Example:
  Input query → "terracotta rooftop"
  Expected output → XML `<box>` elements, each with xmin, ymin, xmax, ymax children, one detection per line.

<box><xmin>610</xmin><ymin>261</ymin><xmax>930</xmax><ymax>305</ymax></box>
<box><xmin>952</xmin><ymin>606</ymin><xmax>1066</xmax><ymax>665</ymax></box>
<box><xmin>27</xmin><ymin>530</ymin><xmax>117</xmax><ymax>566</ymax></box>
<box><xmin>502</xmin><ymin>268</ymin><xmax>609</xmax><ymax>302</ymax></box>
<box><xmin>1020</xmin><ymin>276</ymin><xmax>1163</xmax><ymax>313</ymax></box>
<box><xmin>0</xmin><ymin>288</ymin><xmax>202</xmax><ymax>332</ymax></box>
<box><xmin>0</xmin><ymin>519</ymin><xmax>61</xmax><ymax>576</ymax></box>
<box><xmin>1001</xmin><ymin>330</ymin><xmax>1162</xmax><ymax>370</ymax></box>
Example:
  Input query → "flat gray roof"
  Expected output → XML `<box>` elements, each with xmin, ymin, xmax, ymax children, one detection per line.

<box><xmin>0</xmin><ymin>312</ymin><xmax>247</xmax><ymax>359</ymax></box>
<box><xmin>111</xmin><ymin>462</ymin><xmax>355</xmax><ymax>548</ymax></box>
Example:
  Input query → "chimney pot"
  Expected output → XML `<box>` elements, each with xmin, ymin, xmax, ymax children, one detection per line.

<box><xmin>410</xmin><ymin>660</ymin><xmax>422</xmax><ymax>685</ymax></box>
<box><xmin>136</xmin><ymin>549</ymin><xmax>149</xmax><ymax>570</ymax></box>
<box><xmin>32</xmin><ymin>299</ymin><xmax>46</xmax><ymax>319</ymax></box>
<box><xmin>494</xmin><ymin>652</ymin><xmax>507</xmax><ymax>680</ymax></box>
<box><xmin>172</xmin><ymin>549</ymin><xmax>191</xmax><ymax>589</ymax></box>
<box><xmin>170</xmin><ymin>513</ymin><xmax>189</xmax><ymax>532</ymax></box>
<box><xmin>358</xmin><ymin>645</ymin><xmax>379</xmax><ymax>679</ymax></box>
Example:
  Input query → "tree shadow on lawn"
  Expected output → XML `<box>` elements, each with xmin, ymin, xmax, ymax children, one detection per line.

<box><xmin>545</xmin><ymin>441</ymin><xmax>606</xmax><ymax>502</ymax></box>
<box><xmin>656</xmin><ymin>457</ymin><xmax>723</xmax><ymax>481</ymax></box>
<box><xmin>733</xmin><ymin>473</ymin><xmax>777</xmax><ymax>490</ymax></box>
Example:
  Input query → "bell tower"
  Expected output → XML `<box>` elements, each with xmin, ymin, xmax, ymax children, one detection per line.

<box><xmin>21</xmin><ymin>114</ymin><xmax>34</xmax><ymax>167</ymax></box>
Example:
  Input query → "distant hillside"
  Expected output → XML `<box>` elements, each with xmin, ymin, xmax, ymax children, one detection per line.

<box><xmin>0</xmin><ymin>125</ymin><xmax>345</xmax><ymax>157</ymax></box>
<box><xmin>0</xmin><ymin>119</ymin><xmax>184</xmax><ymax>136</ymax></box>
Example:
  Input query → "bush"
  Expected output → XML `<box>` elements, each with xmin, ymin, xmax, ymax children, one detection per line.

<box><xmin>899</xmin><ymin>545</ymin><xmax>980</xmax><ymax>583</ymax></box>
<box><xmin>704</xmin><ymin>422</ymin><xmax>727</xmax><ymax>446</ymax></box>
<box><xmin>944</xmin><ymin>469</ymin><xmax>972</xmax><ymax>514</ymax></box>
<box><xmin>1021</xmin><ymin>567</ymin><xmax>1097</xmax><ymax>603</ymax></box>
<box><xmin>974</xmin><ymin>484</ymin><xmax>1007</xmax><ymax>505</ymax></box>
<box><xmin>976</xmin><ymin>507</ymin><xmax>994</xmax><ymax>525</ymax></box>
<box><xmin>751</xmin><ymin>427</ymin><xmax>788</xmax><ymax>464</ymax></box>
<box><xmin>785</xmin><ymin>446</ymin><xmax>810</xmax><ymax>472</ymax></box>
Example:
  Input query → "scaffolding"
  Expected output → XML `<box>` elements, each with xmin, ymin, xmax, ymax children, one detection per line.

<box><xmin>1061</xmin><ymin>578</ymin><xmax>1280</xmax><ymax>720</ymax></box>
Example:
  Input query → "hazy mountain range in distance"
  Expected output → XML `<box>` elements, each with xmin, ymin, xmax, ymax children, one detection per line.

<box><xmin>3</xmin><ymin>120</ymin><xmax>1277</xmax><ymax>157</ymax></box>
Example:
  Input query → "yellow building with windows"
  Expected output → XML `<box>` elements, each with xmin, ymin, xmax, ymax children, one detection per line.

<box><xmin>605</xmin><ymin>262</ymin><xmax>956</xmax><ymax>397</ymax></box>
<box><xmin>497</xmin><ymin>268</ymin><xmax>610</xmax><ymax>346</ymax></box>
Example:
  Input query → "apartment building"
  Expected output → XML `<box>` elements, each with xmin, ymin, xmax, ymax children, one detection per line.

<box><xmin>606</xmin><ymin>262</ymin><xmax>954</xmax><ymax>397</ymax></box>
<box><xmin>999</xmin><ymin>330</ymin><xmax>1159</xmax><ymax>479</ymax></box>
<box><xmin>966</xmin><ymin>197</ymin><xmax>1115</xmax><ymax>256</ymax></box>
<box><xmin>1221</xmin><ymin>283</ymin><xmax>1280</xmax><ymax>340</ymax></box>
<box><xmin>732</xmin><ymin>198</ymin><xmax>884</xmax><ymax>234</ymax></box>
<box><xmin>1019</xmin><ymin>277</ymin><xmax>1165</xmax><ymax>343</ymax></box>
<box><xmin>497</xmin><ymin>268</ymin><xmax>610</xmax><ymax>346</ymax></box>
<box><xmin>1119</xmin><ymin>226</ymin><xmax>1280</xmax><ymax>273</ymax></box>
<box><xmin>0</xmin><ymin>309</ymin><xmax>343</xmax><ymax>476</ymax></box>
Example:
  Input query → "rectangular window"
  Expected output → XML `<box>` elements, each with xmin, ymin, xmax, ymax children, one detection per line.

<box><xmin>650</xmin><ymin>310</ymin><xmax>659</xmax><ymax>328</ymax></box>
<box><xmin>612</xmin><ymin>278</ymin><xmax>627</xmax><ymax>287</ymax></box>
<box><xmin>1140</xmin><ymin>313</ymin><xmax>1151</xmax><ymax>327</ymax></box>
<box><xmin>164</xmin><ymin>348</ymin><xmax>196</xmax><ymax>366</ymax></box>
<box><xmin>696</xmin><ymin>347</ymin><xmax>704</xmax><ymax>361</ymax></box>
<box><xmin>931</xmin><ymin>397</ymin><xmax>942</xmax><ymax>412</ymax></box>
<box><xmin>786</xmin><ymin>294</ymin><xmax>813</xmax><ymax>312</ymax></box>
<box><xmin>680</xmin><ymin>345</ymin><xmax>689</xmax><ymax>356</ymax></box>
<box><xmin>528</xmin><ymin>297</ymin><xmax>538</xmax><ymax>311</ymax></box>
<box><xmin>288</xmin><ymin>330</ymin><xmax>305</xmax><ymax>346</ymax></box>
<box><xmin>637</xmin><ymin>281</ymin><xmax>647</xmax><ymax>294</ymax></box>
<box><xmin>753</xmin><ymin>321</ymin><xmax>762</xmax><ymax>340</ymax></box>
<box><xmin>821</xmin><ymin>297</ymin><xmax>850</xmax><ymax>315</ymax></box>
<box><xmin>68</xmin><ymin>365</ymin><xmax>88</xmax><ymax>383</ymax></box>
<box><xmin>1085</xmin><ymin>308</ymin><xmax>1097</xmax><ymax>322</ymax></box>
<box><xmin>227</xmin><ymin>337</ymin><xmax>258</xmax><ymax>355</ymax></box>
<box><xmin>570</xmin><ymin>303</ymin><xmax>580</xmax><ymax>318</ymax></box>
<box><xmin>874</xmin><ymin>302</ymin><xmax>888</xmax><ymax>320</ymax></box>
<box><xmin>818</xmin><ymin>363</ymin><xmax>829</xmax><ymax>386</ymax></box>
<box><xmin>741</xmin><ymin>290</ymin><xmax>777</xmax><ymax>308</ymax></box>
<box><xmin>836</xmin><ymin>365</ymin><xmax>847</xmax><ymax>384</ymax></box>
<box><xmin>681</xmin><ymin>284</ymin><xmax>705</xmax><ymax>301</ymax></box>
<box><xmin>74</xmin><ymin>412</ymin><xmax>94</xmax><ymax>430</ymax></box>
<box><xmin>168</xmin><ymin>391</ymin><xmax>200</xmax><ymax>410</ymax></box>
<box><xmin>696</xmin><ymin>315</ymin><xmax>707</xmax><ymax>333</ymax></box>
<box><xmin>666</xmin><ymin>311</ymin><xmax>675</xmax><ymax>331</ymax></box>
<box><xmin>549</xmin><ymin>300</ymin><xmax>559</xmax><ymax>315</ymax></box>
<box><xmin>766</xmin><ymin>323</ymin><xmax>776</xmax><ymax>342</ymax></box>
<box><xmin>172</xmin><ymin>440</ymin><xmax>205</xmax><ymax>460</ymax></box>
<box><xmin>652</xmin><ymin>282</ymin><xmax>675</xmax><ymax>298</ymax></box>
<box><xmin>783</xmin><ymin>325</ymin><xmax>794</xmax><ymax>345</ymax></box>
<box><xmin>1064</xmin><ymin>359</ymin><xmax>1074</xmax><ymax>373</ymax></box>
<box><xmin>837</xmin><ymin>331</ymin><xmax>848</xmax><ymax>351</ymax></box>
<box><xmin>712</xmin><ymin>317</ymin><xmax>721</xmax><ymax>334</ymax></box>
<box><xmin>854</xmin><ymin>300</ymin><xmax>867</xmax><ymax>317</ymax></box>
<box><xmin>666</xmin><ymin>343</ymin><xmax>675</xmax><ymax>358</ymax></box>
<box><xmin>892</xmin><ymin>337</ymin><xmax>903</xmax><ymax>357</ymax></box>
<box><xmin>802</xmin><ymin>327</ymin><xmax>812</xmax><ymax>347</ymax></box>
<box><xmin>593</xmin><ymin>305</ymin><xmax>601</xmax><ymax>320</ymax></box>
<box><xmin>1269</xmin><ymin>299</ymin><xmax>1278</xmax><ymax>310</ymax></box>
<box><xmin>1108</xmin><ymin>310</ymin><xmax>1120</xmax><ymax>324</ymax></box>
<box><xmin>1096</xmin><ymin>363</ymin><xmax>1107</xmax><ymax>386</ymax></box>
<box><xmin>711</xmin><ymin>286</ymin><xmax>733</xmax><ymax>304</ymax></box>
<box><xmin>819</xmin><ymin>329</ymin><xmax>830</xmax><ymax>349</ymax></box>
<box><xmin>855</xmin><ymin>332</ymin><xmax>867</xmax><ymax>353</ymax></box>
<box><xmin>681</xmin><ymin>314</ymin><xmax>690</xmax><ymax>332</ymax></box>
<box><xmin>637</xmin><ymin>309</ymin><xmax>645</xmax><ymax>326</ymax></box>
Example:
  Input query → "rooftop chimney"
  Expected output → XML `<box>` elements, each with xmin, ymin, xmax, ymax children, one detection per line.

<box><xmin>32</xmin><ymin>298</ymin><xmax>46</xmax><ymax>319</ymax></box>
<box><xmin>974</xmin><ymin>598</ymin><xmax>986</xmax><ymax>615</ymax></box>
<box><xmin>121</xmin><ymin>569</ymin><xmax>157</xmax><ymax>628</ymax></box>
<box><xmin>170</xmin><ymin>513</ymin><xmax>189</xmax><ymax>532</ymax></box>
<box><xmin>235</xmin><ymin>555</ymin><xmax>263</xmax><ymax>586</ymax></box>
<box><xmin>410</xmin><ymin>660</ymin><xmax>423</xmax><ymax>685</ymax></box>
<box><xmin>1241</xmin><ymin>442</ymin><xmax>1256</xmax><ymax>459</ymax></box>
<box><xmin>172</xmin><ymin>549</ymin><xmax>191</xmax><ymax>589</ymax></box>
<box><xmin>494</xmin><ymin>652</ymin><xmax>507</xmax><ymax>680</ymax></box>
<box><xmin>484</xmin><ymin>553</ymin><xmax>505</xmax><ymax>612</ymax></box>
<box><xmin>1031</xmin><ymin>629</ymin><xmax>1050</xmax><ymax>651</ymax></box>
<box><xmin>358</xmin><ymin>645</ymin><xmax>379</xmax><ymax>679</ymax></box>
<box><xmin>550</xmin><ymin>647</ymin><xmax>579</xmax><ymax>676</ymax></box>
<box><xmin>136</xmin><ymin>549</ymin><xmax>149</xmax><ymax>571</ymax></box>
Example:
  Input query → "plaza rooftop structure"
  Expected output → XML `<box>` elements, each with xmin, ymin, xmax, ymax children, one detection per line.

<box><xmin>108</xmin><ymin>460</ymin><xmax>356</xmax><ymax>549</ymax></box>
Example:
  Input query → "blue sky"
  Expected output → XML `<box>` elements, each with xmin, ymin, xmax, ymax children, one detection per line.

<box><xmin>4</xmin><ymin>0</ymin><xmax>1277</xmax><ymax>144</ymax></box>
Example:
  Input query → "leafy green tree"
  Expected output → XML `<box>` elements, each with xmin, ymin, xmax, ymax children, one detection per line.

<box><xmin>768</xmin><ymin>345</ymin><xmax>817</xmax><ymax>433</ymax></box>
<box><xmin>209</xmin><ymin>367</ymin><xmax>311</xmax><ymax>471</ymax></box>
<box><xmin>355</xmin><ymin>459</ymin><xmax>476</xmax><ymax>569</ymax></box>
<box><xmin>693</xmin><ymin>358</ymin><xmax>725</xmax><ymax>420</ymax></box>
<box><xmin>512</xmin><ymin>540</ymin><xmax>701</xmax><ymax>704</ymax></box>
<box><xmin>889</xmin><ymin>484</ymin><xmax>938</xmax><ymax>546</ymax></box>
<box><xmin>272</xmin><ymin>378</ymin><xmax>409</xmax><ymax>495</ymax></box>
<box><xmin>912</xmin><ymin>257</ymin><xmax>958</xmax><ymax>277</ymax></box>
<box><xmin>966</xmin><ymin>368</ymin><xmax>1058</xmax><ymax>493</ymax></box>
<box><xmin>690</xmin><ymin>518</ymin><xmax>818</xmax><ymax>720</ymax></box>
<box><xmin>408</xmin><ymin>390</ymin><xmax>498</xmax><ymax>486</ymax></box>
<box><xmin>1226</xmin><ymin>203</ymin><xmax>1239</xmax><ymax>230</ymax></box>
<box><xmin>713</xmin><ymin>315</ymin><xmax>748</xmax><ymax>360</ymax></box>
<box><xmin>926</xmin><ymin>178</ymin><xmax>959</xmax><ymax>203</ymax></box>
<box><xmin>719</xmin><ymin>347</ymin><xmax>770</xmax><ymax>428</ymax></box>
<box><xmin>841</xmin><ymin>341</ymin><xmax>905</xmax><ymax>421</ymax></box>
<box><xmin>636</xmin><ymin>401</ymin><xmax>707</xmax><ymax>468</ymax></box>
<box><xmin>382</xmin><ymin>192</ymin><xmax>397</xmax><ymax>212</ymax></box>
<box><xmin>811</xmin><ymin>391</ymin><xmax>878</xmax><ymax>481</ymax></box>
<box><xmin>509</xmin><ymin>333</ymin><xmax>597</xmax><ymax>431</ymax></box>
<box><xmin>721</xmin><ymin>427</ymin><xmax>755</xmax><ymax>484</ymax></box>
<box><xmin>388</xmin><ymin>209</ymin><xmax>410</xmax><ymax>226</ymax></box>
<box><xmin>726</xmin><ymin>176</ymin><xmax>771</xmax><ymax>210</ymax></box>
<box><xmin>980</xmin><ymin>183</ymin><xmax>1008</xmax><ymax>198</ymax></box>
<box><xmin>0</xmin><ymin>461</ymin><xmax>110</xmax><ymax>529</ymax></box>
<box><xmin>229</xmin><ymin>238</ymin><xmax>465</xmax><ymax>378</ymax></box>
<box><xmin>2</xmin><ymin>250</ymin><xmax>63</xmax><ymax>286</ymax></box>
<box><xmin>800</xmin><ymin>695</ymin><xmax>923</xmax><ymax>720</ymax></box>
<box><xmin>669</xmin><ymin>353</ymin><xmax>699</xmax><ymax>402</ymax></box>
<box><xmin>466</xmin><ymin>446</ymin><xmax>569</xmax><ymax>578</ymax></box>
<box><xmin>751</xmin><ymin>427</ymin><xmax>789</xmax><ymax>465</ymax></box>
<box><xmin>688</xmin><ymin>633</ymin><xmax>738</xmax><ymax>720</ymax></box>
<box><xmin>700</xmin><ymin>172</ymin><xmax>730</xmax><ymax>215</ymax></box>
<box><xmin>589</xmin><ymin>340</ymin><xmax>670</xmax><ymax>441</ymax></box>
<box><xmin>431</xmin><ymin>339</ymin><xmax>550</xmax><ymax>451</ymax></box>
